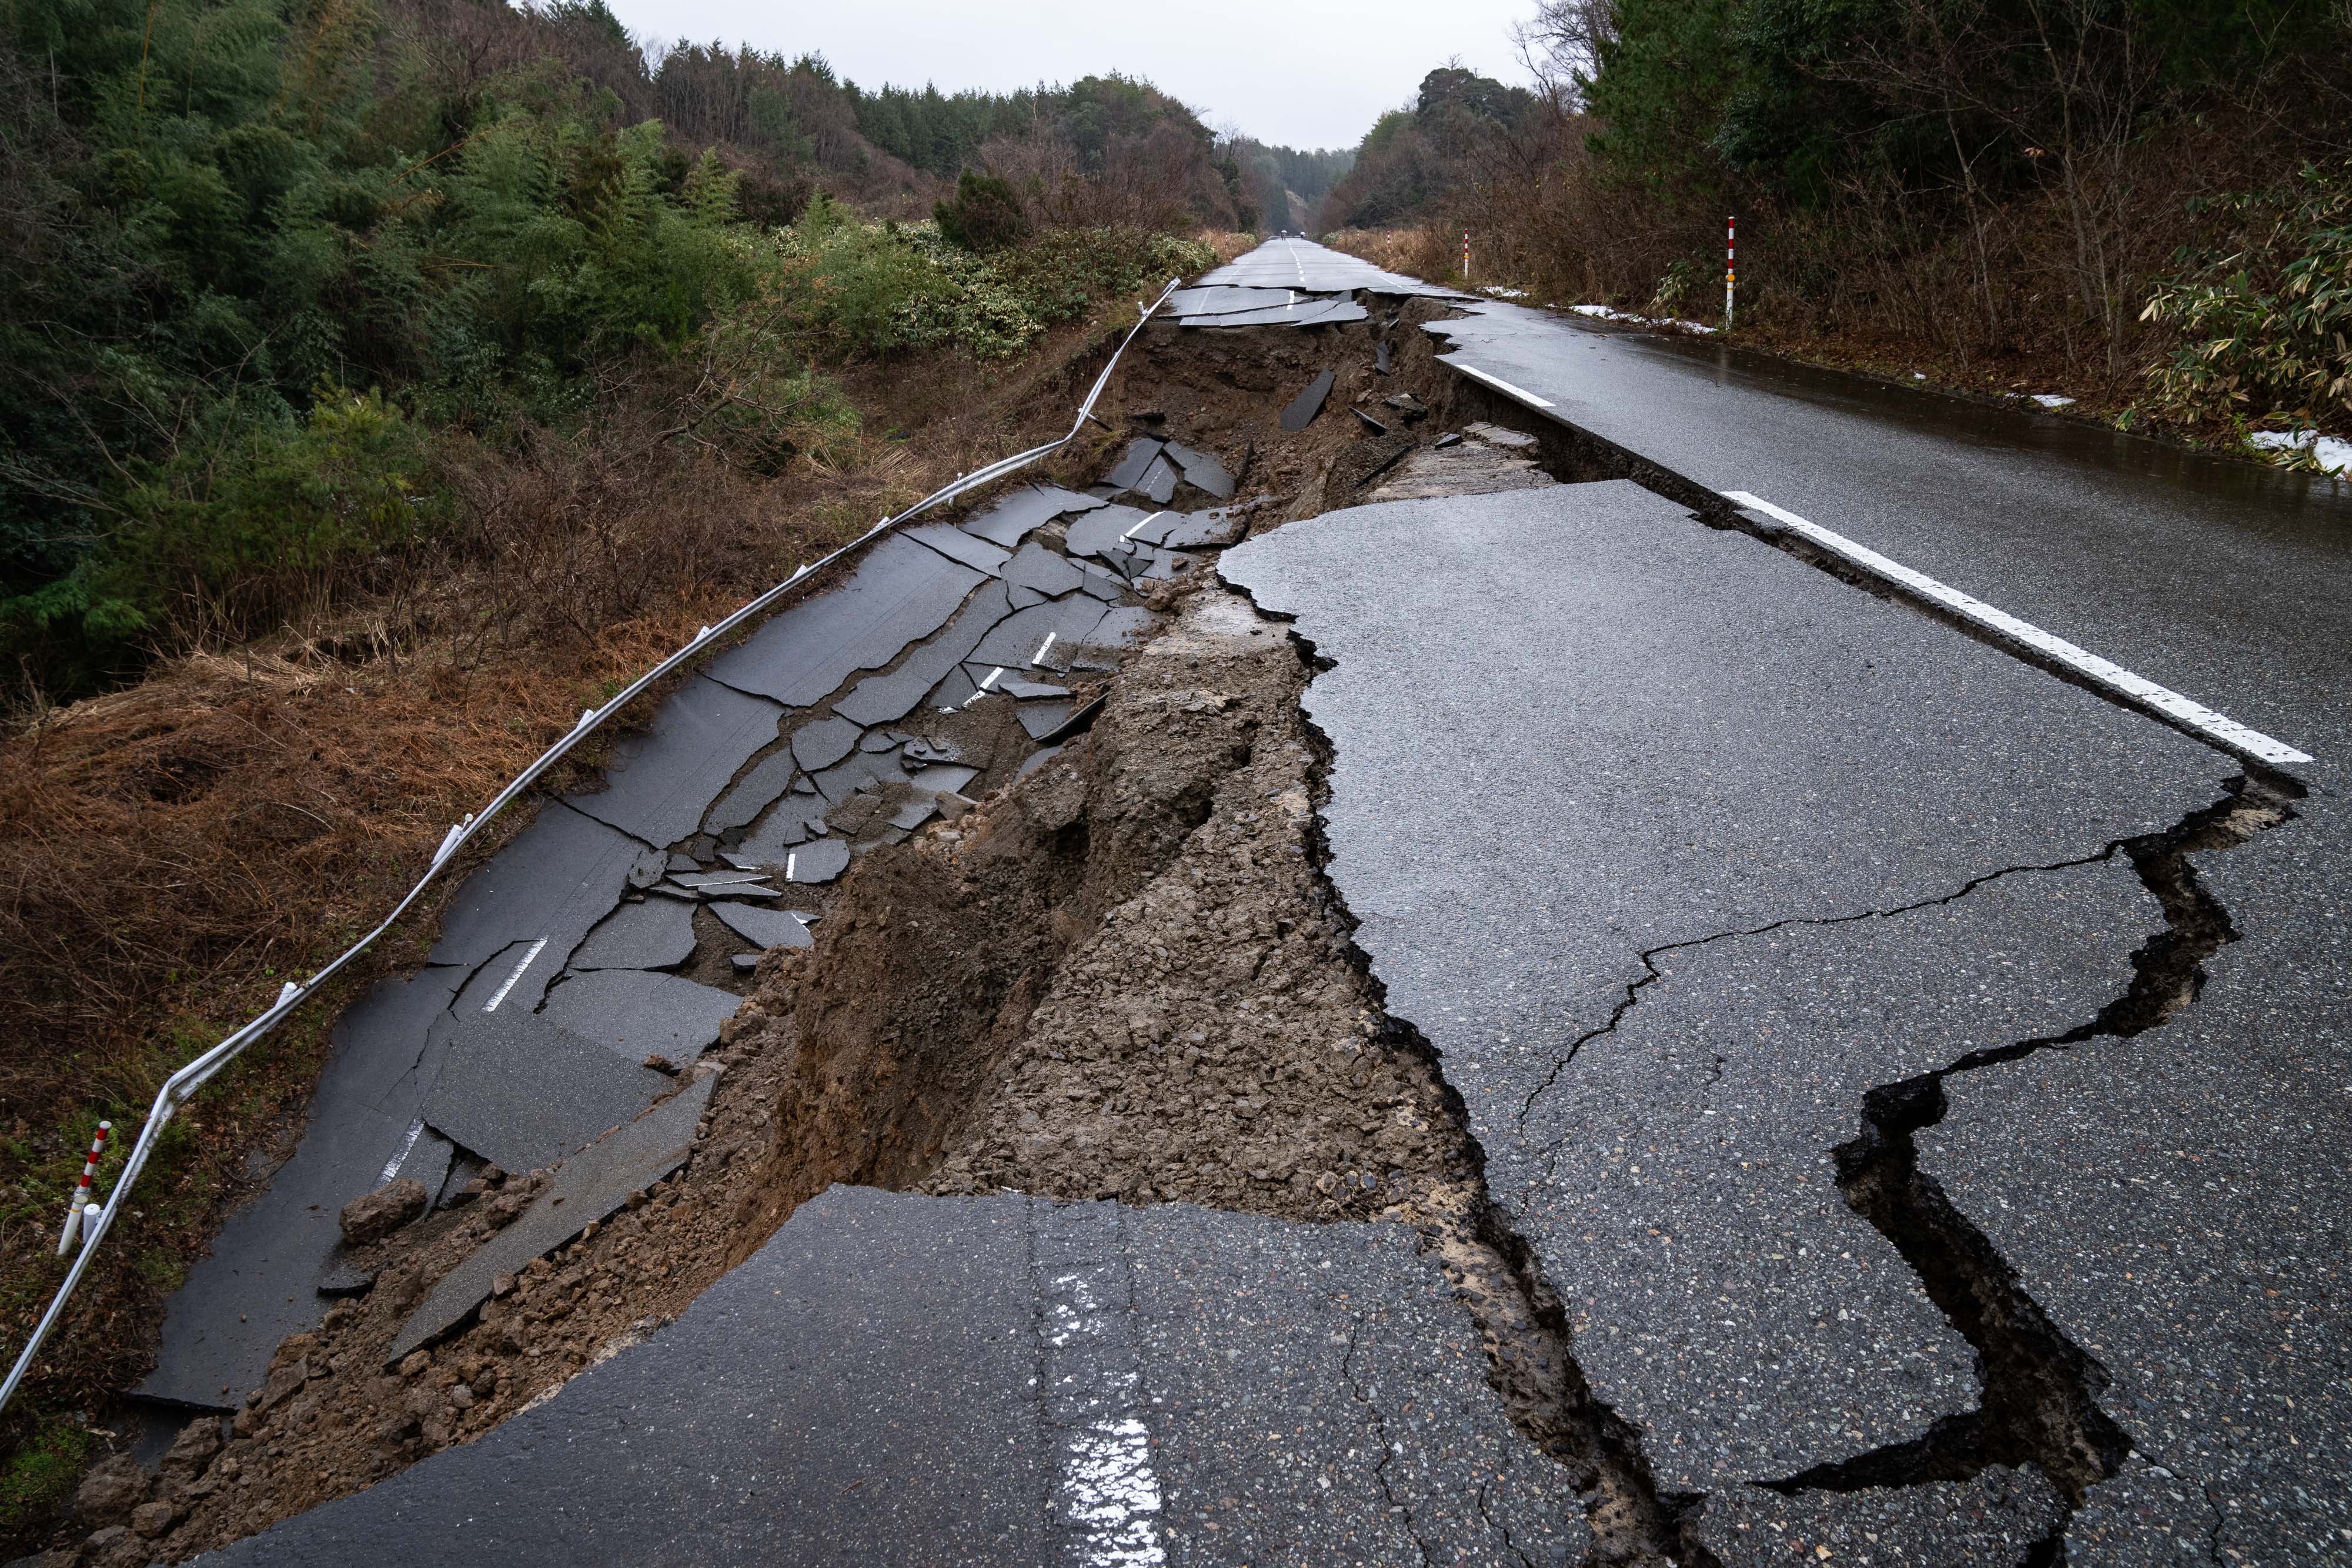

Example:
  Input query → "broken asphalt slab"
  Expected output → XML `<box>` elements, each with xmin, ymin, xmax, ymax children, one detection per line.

<box><xmin>211</xmin><ymin>1188</ymin><xmax>1585</xmax><ymax>1566</ymax></box>
<box><xmin>140</xmin><ymin>968</ymin><xmax>465</xmax><ymax>1409</ymax></box>
<box><xmin>1278</xmin><ymin>369</ymin><xmax>1335</xmax><ymax>432</ymax></box>
<box><xmin>958</xmin><ymin>485</ymin><xmax>1105</xmax><ymax>549</ymax></box>
<box><xmin>563</xmin><ymin>676</ymin><xmax>781</xmax><ymax>848</ymax></box>
<box><xmin>707</xmin><ymin>534</ymin><xmax>982</xmax><ymax>708</ymax></box>
<box><xmin>566</xmin><ymin>895</ymin><xmax>698</xmax><ymax>971</ymax></box>
<box><xmin>385</xmin><ymin>1074</ymin><xmax>717</xmax><ymax>1366</ymax></box>
<box><xmin>420</xmin><ymin>1008</ymin><xmax>677</xmax><ymax>1176</ymax></box>
<box><xmin>537</xmin><ymin>969</ymin><xmax>741</xmax><ymax>1065</ymax></box>
<box><xmin>427</xmin><ymin>803</ymin><xmax>647</xmax><ymax>992</ymax></box>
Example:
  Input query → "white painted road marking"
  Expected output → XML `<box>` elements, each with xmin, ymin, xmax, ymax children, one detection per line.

<box><xmin>482</xmin><ymin>937</ymin><xmax>548</xmax><ymax>1012</ymax></box>
<box><xmin>1034</xmin><ymin>631</ymin><xmax>1058</xmax><ymax>665</ymax></box>
<box><xmin>378</xmin><ymin>1118</ymin><xmax>426</xmax><ymax>1185</ymax></box>
<box><xmin>1724</xmin><ymin>490</ymin><xmax>2313</xmax><ymax>766</ymax></box>
<box><xmin>1453</xmin><ymin>362</ymin><xmax>1555</xmax><ymax>408</ymax></box>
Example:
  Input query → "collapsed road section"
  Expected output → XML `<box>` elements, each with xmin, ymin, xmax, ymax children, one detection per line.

<box><xmin>52</xmin><ymin>239</ymin><xmax>2340</xmax><ymax>1568</ymax></box>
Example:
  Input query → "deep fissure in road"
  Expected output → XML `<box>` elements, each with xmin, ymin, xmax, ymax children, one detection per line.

<box><xmin>1779</xmin><ymin>779</ymin><xmax>2298</xmax><ymax>1510</ymax></box>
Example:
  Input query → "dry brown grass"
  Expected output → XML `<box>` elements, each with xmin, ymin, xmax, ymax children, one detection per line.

<box><xmin>0</xmin><ymin>302</ymin><xmax>1137</xmax><ymax>1509</ymax></box>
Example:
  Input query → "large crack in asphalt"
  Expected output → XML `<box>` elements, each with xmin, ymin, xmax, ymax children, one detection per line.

<box><xmin>1760</xmin><ymin>775</ymin><xmax>2300</xmax><ymax>1527</ymax></box>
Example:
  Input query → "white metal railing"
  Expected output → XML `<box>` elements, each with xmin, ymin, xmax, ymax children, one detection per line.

<box><xmin>0</xmin><ymin>278</ymin><xmax>1182</xmax><ymax>1412</ymax></box>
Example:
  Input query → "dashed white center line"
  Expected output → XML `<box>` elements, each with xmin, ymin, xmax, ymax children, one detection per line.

<box><xmin>1121</xmin><ymin>514</ymin><xmax>1165</xmax><ymax>541</ymax></box>
<box><xmin>963</xmin><ymin>667</ymin><xmax>1005</xmax><ymax>708</ymax></box>
<box><xmin>1033</xmin><ymin>631</ymin><xmax>1058</xmax><ymax>666</ymax></box>
<box><xmin>1723</xmin><ymin>490</ymin><xmax>2313</xmax><ymax>765</ymax></box>
<box><xmin>377</xmin><ymin>1118</ymin><xmax>426</xmax><ymax>1185</ymax></box>
<box><xmin>482</xmin><ymin>937</ymin><xmax>547</xmax><ymax>1012</ymax></box>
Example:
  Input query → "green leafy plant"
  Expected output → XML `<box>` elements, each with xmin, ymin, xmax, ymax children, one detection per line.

<box><xmin>2141</xmin><ymin>163</ymin><xmax>2352</xmax><ymax>439</ymax></box>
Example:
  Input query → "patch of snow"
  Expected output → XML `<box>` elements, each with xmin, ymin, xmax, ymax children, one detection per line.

<box><xmin>1481</xmin><ymin>285</ymin><xmax>1529</xmax><ymax>299</ymax></box>
<box><xmin>2032</xmin><ymin>394</ymin><xmax>2076</xmax><ymax>409</ymax></box>
<box><xmin>1913</xmin><ymin>372</ymin><xmax>1927</xmax><ymax>380</ymax></box>
<box><xmin>1571</xmin><ymin>303</ymin><xmax>1719</xmax><ymax>336</ymax></box>
<box><xmin>2249</xmin><ymin>428</ymin><xmax>2352</xmax><ymax>476</ymax></box>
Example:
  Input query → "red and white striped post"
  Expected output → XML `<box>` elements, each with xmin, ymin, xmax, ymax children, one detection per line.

<box><xmin>56</xmin><ymin>1122</ymin><xmax>109</xmax><ymax>1255</ymax></box>
<box><xmin>1462</xmin><ymin>228</ymin><xmax>1470</xmax><ymax>281</ymax></box>
<box><xmin>1725</xmin><ymin>215</ymin><xmax>1737</xmax><ymax>329</ymax></box>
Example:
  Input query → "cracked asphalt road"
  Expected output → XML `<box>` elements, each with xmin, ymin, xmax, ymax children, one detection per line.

<box><xmin>151</xmin><ymin>242</ymin><xmax>2348</xmax><ymax>1566</ymax></box>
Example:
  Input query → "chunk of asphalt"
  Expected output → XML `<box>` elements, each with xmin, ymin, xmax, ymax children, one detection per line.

<box><xmin>810</xmin><ymin>748</ymin><xmax>909</xmax><ymax>804</ymax></box>
<box><xmin>1278</xmin><ymin>369</ymin><xmax>1336</xmax><ymax>433</ymax></box>
<box><xmin>664</xmin><ymin>852</ymin><xmax>697</xmax><ymax>873</ymax></box>
<box><xmin>1102</xmin><ymin>438</ymin><xmax>1165</xmax><ymax>492</ymax></box>
<box><xmin>563</xmin><ymin>677</ymin><xmax>782</xmax><ymax>849</ymax></box>
<box><xmin>139</xmin><ymin>969</ymin><xmax>466</xmax><ymax>1408</ymax></box>
<box><xmin>1135</xmin><ymin>452</ymin><xmax>1180</xmax><ymax>506</ymax></box>
<box><xmin>1155</xmin><ymin>510</ymin><xmax>1245</xmax><ymax>550</ymax></box>
<box><xmin>1375</xmin><ymin>338</ymin><xmax>1393</xmax><ymax>374</ymax></box>
<box><xmin>969</xmin><ymin>596</ymin><xmax>1112</xmax><ymax>673</ymax></box>
<box><xmin>1015</xmin><ymin>701</ymin><xmax>1071</xmax><ymax>740</ymax></box>
<box><xmin>701</xmin><ymin>749</ymin><xmax>797</xmax><ymax>836</ymax></box>
<box><xmin>960</xmin><ymin>486</ymin><xmax>1105</xmax><ymax>549</ymax></box>
<box><xmin>429</xmin><ymin>804</ymin><xmax>643</xmax><ymax>972</ymax></box>
<box><xmin>660</xmin><ymin>879</ymin><xmax>777</xmax><ymax>901</ymax></box>
<box><xmin>384</xmin><ymin>1075</ymin><xmax>715</xmax><ymax>1366</ymax></box>
<box><xmin>666</xmin><ymin>870</ymin><xmax>770</xmax><ymax>891</ymax></box>
<box><xmin>707</xmin><ymin>534</ymin><xmax>981</xmax><ymax>707</ymax></box>
<box><xmin>1033</xmin><ymin>694</ymin><xmax>1107</xmax><ymax>746</ymax></box>
<box><xmin>420</xmin><ymin>1009</ymin><xmax>674</xmax><ymax>1177</ymax></box>
<box><xmin>1185</xmin><ymin>297</ymin><xmax>1368</xmax><ymax>328</ymax></box>
<box><xmin>731</xmin><ymin>953</ymin><xmax>761</xmax><ymax>973</ymax></box>
<box><xmin>1351</xmin><ymin>407</ymin><xmax>1389</xmax><ymax>434</ymax></box>
<box><xmin>1083</xmin><ymin>607</ymin><xmax>1158</xmax><ymax>660</ymax></box>
<box><xmin>780</xmin><ymin>716</ymin><xmax>853</xmax><ymax>774</ymax></box>
<box><xmin>1000</xmin><ymin>541</ymin><xmax>1085</xmax><ymax>600</ymax></box>
<box><xmin>996</xmin><ymin>677</ymin><xmax>1070</xmax><ymax>700</ymax></box>
<box><xmin>889</xmin><ymin>792</ymin><xmax>943</xmax><ymax>831</ymax></box>
<box><xmin>833</xmin><ymin>581</ymin><xmax>1016</xmax><ymax>727</ymax></box>
<box><xmin>1162</xmin><ymin>285</ymin><xmax>1299</xmax><ymax>316</ymax></box>
<box><xmin>626</xmin><ymin>849</ymin><xmax>666</xmax><ymax>890</ymax></box>
<box><xmin>1064</xmin><ymin>504</ymin><xmax>1162</xmax><ymax>561</ymax></box>
<box><xmin>1160</xmin><ymin>441</ymin><xmax>1236</xmax><ymax>500</ymax></box>
<box><xmin>903</xmin><ymin>522</ymin><xmax>1012</xmax><ymax>576</ymax></box>
<box><xmin>904</xmin><ymin>762</ymin><xmax>981</xmax><ymax>795</ymax></box>
<box><xmin>1434</xmin><ymin>431</ymin><xmax>1462</xmax><ymax>449</ymax></box>
<box><xmin>784</xmin><ymin>837</ymin><xmax>852</xmax><ymax>884</ymax></box>
<box><xmin>567</xmin><ymin>898</ymin><xmax>697</xmax><ymax>972</ymax></box>
<box><xmin>538</xmin><ymin>969</ymin><xmax>741</xmax><ymax>1065</ymax></box>
<box><xmin>709</xmin><ymin>902</ymin><xmax>814</xmax><ymax>950</ymax></box>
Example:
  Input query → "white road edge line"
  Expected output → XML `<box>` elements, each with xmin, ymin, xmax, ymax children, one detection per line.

<box><xmin>482</xmin><ymin>937</ymin><xmax>548</xmax><ymax>1013</ymax></box>
<box><xmin>1454</xmin><ymin>362</ymin><xmax>1555</xmax><ymax>409</ymax></box>
<box><xmin>1723</xmin><ymin>490</ymin><xmax>2313</xmax><ymax>767</ymax></box>
<box><xmin>377</xmin><ymin>1118</ymin><xmax>426</xmax><ymax>1185</ymax></box>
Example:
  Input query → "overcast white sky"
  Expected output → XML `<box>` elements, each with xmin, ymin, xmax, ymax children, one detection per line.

<box><xmin>595</xmin><ymin>0</ymin><xmax>1543</xmax><ymax>151</ymax></box>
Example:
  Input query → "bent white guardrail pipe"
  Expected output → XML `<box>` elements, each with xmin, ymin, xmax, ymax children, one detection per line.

<box><xmin>0</xmin><ymin>278</ymin><xmax>1182</xmax><ymax>1413</ymax></box>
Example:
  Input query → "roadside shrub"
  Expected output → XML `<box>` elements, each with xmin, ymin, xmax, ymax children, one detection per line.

<box><xmin>6</xmin><ymin>389</ymin><xmax>439</xmax><ymax>676</ymax></box>
<box><xmin>775</xmin><ymin>202</ymin><xmax>1212</xmax><ymax>361</ymax></box>
<box><xmin>2141</xmin><ymin>163</ymin><xmax>2352</xmax><ymax>435</ymax></box>
<box><xmin>935</xmin><ymin>169</ymin><xmax>1032</xmax><ymax>253</ymax></box>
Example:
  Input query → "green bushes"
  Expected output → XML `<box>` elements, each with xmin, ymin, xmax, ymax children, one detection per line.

<box><xmin>8</xmin><ymin>390</ymin><xmax>437</xmax><ymax>677</ymax></box>
<box><xmin>775</xmin><ymin>198</ymin><xmax>1211</xmax><ymax>361</ymax></box>
<box><xmin>936</xmin><ymin>169</ymin><xmax>1031</xmax><ymax>253</ymax></box>
<box><xmin>2142</xmin><ymin>164</ymin><xmax>2352</xmax><ymax>435</ymax></box>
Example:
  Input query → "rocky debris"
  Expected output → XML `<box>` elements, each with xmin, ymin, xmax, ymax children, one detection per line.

<box><xmin>69</xmin><ymin>1456</ymin><xmax>147</xmax><ymax>1529</ymax></box>
<box><xmin>337</xmin><ymin>1179</ymin><xmax>427</xmax><ymax>1248</ymax></box>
